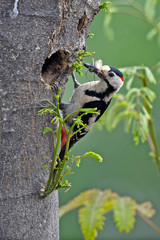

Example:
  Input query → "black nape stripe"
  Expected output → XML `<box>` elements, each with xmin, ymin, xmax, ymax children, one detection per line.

<box><xmin>82</xmin><ymin>100</ymin><xmax>111</xmax><ymax>123</ymax></box>
<box><xmin>85</xmin><ymin>84</ymin><xmax>115</xmax><ymax>100</ymax></box>
<box><xmin>70</xmin><ymin>99</ymin><xmax>112</xmax><ymax>149</ymax></box>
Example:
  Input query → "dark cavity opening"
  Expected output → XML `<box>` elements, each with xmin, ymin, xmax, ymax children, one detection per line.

<box><xmin>41</xmin><ymin>50</ymin><xmax>70</xmax><ymax>86</ymax></box>
<box><xmin>77</xmin><ymin>13</ymin><xmax>88</xmax><ymax>32</ymax></box>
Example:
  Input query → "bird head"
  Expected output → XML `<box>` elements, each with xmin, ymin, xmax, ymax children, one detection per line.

<box><xmin>84</xmin><ymin>60</ymin><xmax>124</xmax><ymax>91</ymax></box>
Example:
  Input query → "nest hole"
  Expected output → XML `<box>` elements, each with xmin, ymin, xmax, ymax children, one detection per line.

<box><xmin>41</xmin><ymin>50</ymin><xmax>70</xmax><ymax>86</ymax></box>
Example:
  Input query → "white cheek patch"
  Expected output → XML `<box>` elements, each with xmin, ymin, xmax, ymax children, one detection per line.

<box><xmin>101</xmin><ymin>65</ymin><xmax>110</xmax><ymax>72</ymax></box>
<box><xmin>101</xmin><ymin>65</ymin><xmax>110</xmax><ymax>77</ymax></box>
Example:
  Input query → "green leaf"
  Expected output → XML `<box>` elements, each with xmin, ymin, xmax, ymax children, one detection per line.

<box><xmin>105</xmin><ymin>100</ymin><xmax>131</xmax><ymax>130</ymax></box>
<box><xmin>42</xmin><ymin>127</ymin><xmax>53</xmax><ymax>136</ymax></box>
<box><xmin>136</xmin><ymin>202</ymin><xmax>155</xmax><ymax>218</ymax></box>
<box><xmin>107</xmin><ymin>108</ymin><xmax>137</xmax><ymax>131</ymax></box>
<box><xmin>59</xmin><ymin>189</ymin><xmax>101</xmax><ymax>218</ymax></box>
<box><xmin>132</xmin><ymin>120</ymin><xmax>140</xmax><ymax>145</ymax></box>
<box><xmin>38</xmin><ymin>108</ymin><xmax>57</xmax><ymax>115</ymax></box>
<box><xmin>61</xmin><ymin>180</ymin><xmax>71</xmax><ymax>188</ymax></box>
<box><xmin>71</xmin><ymin>155</ymin><xmax>81</xmax><ymax>167</ymax></box>
<box><xmin>126</xmin><ymin>75</ymin><xmax>134</xmax><ymax>90</ymax></box>
<box><xmin>76</xmin><ymin>158</ymin><xmax>81</xmax><ymax>167</ymax></box>
<box><xmin>79</xmin><ymin>190</ymin><xmax>113</xmax><ymax>240</ymax></box>
<box><xmin>46</xmin><ymin>100</ymin><xmax>57</xmax><ymax>109</ymax></box>
<box><xmin>146</xmin><ymin>27</ymin><xmax>157</xmax><ymax>41</ymax></box>
<box><xmin>81</xmin><ymin>51</ymin><xmax>95</xmax><ymax>57</ymax></box>
<box><xmin>79</xmin><ymin>108</ymin><xmax>99</xmax><ymax>114</ymax></box>
<box><xmin>124</xmin><ymin>115</ymin><xmax>133</xmax><ymax>133</ymax></box>
<box><xmin>73</xmin><ymin>115</ymin><xmax>86</xmax><ymax>127</ymax></box>
<box><xmin>66</xmin><ymin>165</ymin><xmax>71</xmax><ymax>172</ymax></box>
<box><xmin>51</xmin><ymin>116</ymin><xmax>60</xmax><ymax>124</ymax></box>
<box><xmin>84</xmin><ymin>152</ymin><xmax>103</xmax><ymax>162</ymax></box>
<box><xmin>40</xmin><ymin>164</ymin><xmax>50</xmax><ymax>171</ymax></box>
<box><xmin>59</xmin><ymin>189</ymin><xmax>113</xmax><ymax>216</ymax></box>
<box><xmin>60</xmin><ymin>189</ymin><xmax>157</xmax><ymax>239</ymax></box>
<box><xmin>55</xmin><ymin>89</ymin><xmax>61</xmax><ymax>103</ymax></box>
<box><xmin>126</xmin><ymin>88</ymin><xmax>139</xmax><ymax>100</ymax></box>
<box><xmin>99</xmin><ymin>1</ymin><xmax>111</xmax><ymax>12</ymax></box>
<box><xmin>144</xmin><ymin>0</ymin><xmax>157</xmax><ymax>20</ymax></box>
<box><xmin>149</xmin><ymin>151</ymin><xmax>156</xmax><ymax>158</ymax></box>
<box><xmin>141</xmin><ymin>106</ymin><xmax>151</xmax><ymax>120</ymax></box>
<box><xmin>158</xmin><ymin>31</ymin><xmax>160</xmax><ymax>47</ymax></box>
<box><xmin>139</xmin><ymin>114</ymin><xmax>149</xmax><ymax>142</ymax></box>
<box><xmin>72</xmin><ymin>62</ymin><xmax>84</xmax><ymax>73</ymax></box>
<box><xmin>73</xmin><ymin>50</ymin><xmax>95</xmax><ymax>75</ymax></box>
<box><xmin>144</xmin><ymin>67</ymin><xmax>156</xmax><ymax>84</ymax></box>
<box><xmin>141</xmin><ymin>94</ymin><xmax>153</xmax><ymax>109</ymax></box>
<box><xmin>141</xmin><ymin>87</ymin><xmax>156</xmax><ymax>102</ymax></box>
<box><xmin>89</xmin><ymin>33</ymin><xmax>94</xmax><ymax>38</ymax></box>
<box><xmin>113</xmin><ymin>197</ymin><xmax>136</xmax><ymax>233</ymax></box>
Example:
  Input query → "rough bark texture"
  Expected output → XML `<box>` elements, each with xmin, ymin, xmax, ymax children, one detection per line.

<box><xmin>0</xmin><ymin>0</ymin><xmax>100</xmax><ymax>239</ymax></box>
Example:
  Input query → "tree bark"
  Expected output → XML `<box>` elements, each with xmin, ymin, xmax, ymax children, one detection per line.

<box><xmin>0</xmin><ymin>0</ymin><xmax>100</xmax><ymax>239</ymax></box>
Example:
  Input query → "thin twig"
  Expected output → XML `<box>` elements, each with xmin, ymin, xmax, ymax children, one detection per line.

<box><xmin>137</xmin><ymin>210</ymin><xmax>160</xmax><ymax>234</ymax></box>
<box><xmin>147</xmin><ymin>135</ymin><xmax>155</xmax><ymax>153</ymax></box>
<box><xmin>141</xmin><ymin>72</ymin><xmax>160</xmax><ymax>172</ymax></box>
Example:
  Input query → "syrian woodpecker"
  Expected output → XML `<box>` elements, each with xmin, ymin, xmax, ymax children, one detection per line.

<box><xmin>59</xmin><ymin>60</ymin><xmax>124</xmax><ymax>161</ymax></box>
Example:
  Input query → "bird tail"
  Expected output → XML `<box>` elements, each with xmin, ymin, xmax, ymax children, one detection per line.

<box><xmin>54</xmin><ymin>125</ymin><xmax>77</xmax><ymax>173</ymax></box>
<box><xmin>58</xmin><ymin>145</ymin><xmax>66</xmax><ymax>161</ymax></box>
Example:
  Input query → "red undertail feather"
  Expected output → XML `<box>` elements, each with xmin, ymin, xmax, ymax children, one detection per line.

<box><xmin>61</xmin><ymin>125</ymin><xmax>68</xmax><ymax>149</ymax></box>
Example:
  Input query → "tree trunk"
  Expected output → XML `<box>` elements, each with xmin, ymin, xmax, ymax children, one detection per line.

<box><xmin>0</xmin><ymin>0</ymin><xmax>100</xmax><ymax>239</ymax></box>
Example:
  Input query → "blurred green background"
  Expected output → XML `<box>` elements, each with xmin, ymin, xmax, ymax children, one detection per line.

<box><xmin>59</xmin><ymin>1</ymin><xmax>160</xmax><ymax>239</ymax></box>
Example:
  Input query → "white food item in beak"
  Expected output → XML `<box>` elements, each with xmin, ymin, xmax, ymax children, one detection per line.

<box><xmin>101</xmin><ymin>65</ymin><xmax>110</xmax><ymax>72</ymax></box>
<box><xmin>95</xmin><ymin>59</ymin><xmax>110</xmax><ymax>73</ymax></box>
<box><xmin>95</xmin><ymin>59</ymin><xmax>103</xmax><ymax>70</ymax></box>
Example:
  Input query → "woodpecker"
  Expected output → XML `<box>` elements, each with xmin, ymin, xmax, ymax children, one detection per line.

<box><xmin>59</xmin><ymin>60</ymin><xmax>124</xmax><ymax>161</ymax></box>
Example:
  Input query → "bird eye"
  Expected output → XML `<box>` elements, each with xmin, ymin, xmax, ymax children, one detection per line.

<box><xmin>108</xmin><ymin>72</ymin><xmax>115</xmax><ymax>77</ymax></box>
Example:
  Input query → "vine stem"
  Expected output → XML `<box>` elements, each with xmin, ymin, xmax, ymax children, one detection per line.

<box><xmin>44</xmin><ymin>91</ymin><xmax>63</xmax><ymax>193</ymax></box>
<box><xmin>44</xmin><ymin>120</ymin><xmax>63</xmax><ymax>192</ymax></box>
<box><xmin>44</xmin><ymin>130</ymin><xmax>71</xmax><ymax>195</ymax></box>
<box><xmin>148</xmin><ymin>119</ymin><xmax>160</xmax><ymax>172</ymax></box>
<box><xmin>141</xmin><ymin>71</ymin><xmax>160</xmax><ymax>172</ymax></box>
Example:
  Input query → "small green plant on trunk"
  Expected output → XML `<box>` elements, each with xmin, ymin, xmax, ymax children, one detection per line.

<box><xmin>39</xmin><ymin>89</ymin><xmax>102</xmax><ymax>196</ymax></box>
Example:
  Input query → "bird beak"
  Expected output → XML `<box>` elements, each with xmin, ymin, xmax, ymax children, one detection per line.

<box><xmin>83</xmin><ymin>63</ymin><xmax>98</xmax><ymax>73</ymax></box>
<box><xmin>84</xmin><ymin>63</ymin><xmax>109</xmax><ymax>82</ymax></box>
